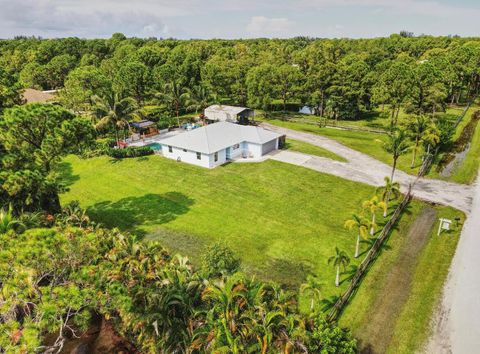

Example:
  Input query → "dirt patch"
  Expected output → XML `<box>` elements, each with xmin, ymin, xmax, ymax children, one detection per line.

<box><xmin>358</xmin><ymin>207</ymin><xmax>437</xmax><ymax>354</ymax></box>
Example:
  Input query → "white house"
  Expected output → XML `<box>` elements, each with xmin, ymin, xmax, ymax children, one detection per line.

<box><xmin>204</xmin><ymin>105</ymin><xmax>254</xmax><ymax>125</ymax></box>
<box><xmin>158</xmin><ymin>122</ymin><xmax>283</xmax><ymax>168</ymax></box>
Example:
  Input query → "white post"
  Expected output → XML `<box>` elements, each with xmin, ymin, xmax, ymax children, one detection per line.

<box><xmin>437</xmin><ymin>218</ymin><xmax>444</xmax><ymax>236</ymax></box>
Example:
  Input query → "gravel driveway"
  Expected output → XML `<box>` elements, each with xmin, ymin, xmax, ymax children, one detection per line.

<box><xmin>262</xmin><ymin>123</ymin><xmax>474</xmax><ymax>213</ymax></box>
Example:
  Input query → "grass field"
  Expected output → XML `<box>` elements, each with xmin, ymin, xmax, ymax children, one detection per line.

<box><xmin>285</xmin><ymin>139</ymin><xmax>347</xmax><ymax>162</ymax></box>
<box><xmin>259</xmin><ymin>118</ymin><xmax>424</xmax><ymax>174</ymax></box>
<box><xmin>59</xmin><ymin>154</ymin><xmax>462</xmax><ymax>353</ymax></box>
<box><xmin>339</xmin><ymin>203</ymin><xmax>463</xmax><ymax>354</ymax></box>
<box><xmin>60</xmin><ymin>155</ymin><xmax>384</xmax><ymax>298</ymax></box>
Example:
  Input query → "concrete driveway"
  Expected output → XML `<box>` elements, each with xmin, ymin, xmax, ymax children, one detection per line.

<box><xmin>263</xmin><ymin>123</ymin><xmax>474</xmax><ymax>213</ymax></box>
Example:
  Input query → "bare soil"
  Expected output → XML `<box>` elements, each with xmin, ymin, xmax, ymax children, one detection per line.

<box><xmin>357</xmin><ymin>207</ymin><xmax>437</xmax><ymax>354</ymax></box>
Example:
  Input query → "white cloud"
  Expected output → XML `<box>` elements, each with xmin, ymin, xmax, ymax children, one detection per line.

<box><xmin>246</xmin><ymin>16</ymin><xmax>295</xmax><ymax>37</ymax></box>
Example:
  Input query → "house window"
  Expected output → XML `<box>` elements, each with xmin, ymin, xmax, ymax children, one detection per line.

<box><xmin>168</xmin><ymin>146</ymin><xmax>172</xmax><ymax>153</ymax></box>
<box><xmin>233</xmin><ymin>143</ymin><xmax>240</xmax><ymax>150</ymax></box>
<box><xmin>214</xmin><ymin>152</ymin><xmax>218</xmax><ymax>162</ymax></box>
<box><xmin>196</xmin><ymin>152</ymin><xmax>201</xmax><ymax>160</ymax></box>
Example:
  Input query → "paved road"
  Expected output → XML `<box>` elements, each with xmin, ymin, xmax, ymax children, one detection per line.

<box><xmin>262</xmin><ymin>123</ymin><xmax>474</xmax><ymax>213</ymax></box>
<box><xmin>427</xmin><ymin>175</ymin><xmax>480</xmax><ymax>353</ymax></box>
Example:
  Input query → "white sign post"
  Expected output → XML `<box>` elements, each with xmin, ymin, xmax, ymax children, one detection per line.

<box><xmin>437</xmin><ymin>218</ymin><xmax>452</xmax><ymax>236</ymax></box>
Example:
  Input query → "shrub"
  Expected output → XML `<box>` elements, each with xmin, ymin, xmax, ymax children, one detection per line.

<box><xmin>201</xmin><ymin>242</ymin><xmax>241</xmax><ymax>278</ymax></box>
<box><xmin>107</xmin><ymin>146</ymin><xmax>154</xmax><ymax>159</ymax></box>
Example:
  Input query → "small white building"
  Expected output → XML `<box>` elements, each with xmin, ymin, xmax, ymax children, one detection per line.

<box><xmin>204</xmin><ymin>105</ymin><xmax>254</xmax><ymax>125</ymax></box>
<box><xmin>159</xmin><ymin>122</ymin><xmax>283</xmax><ymax>168</ymax></box>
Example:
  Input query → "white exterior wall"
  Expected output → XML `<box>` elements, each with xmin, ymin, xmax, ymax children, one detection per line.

<box><xmin>245</xmin><ymin>142</ymin><xmax>263</xmax><ymax>158</ymax></box>
<box><xmin>204</xmin><ymin>109</ymin><xmax>235</xmax><ymax>122</ymax></box>
<box><xmin>208</xmin><ymin>148</ymin><xmax>227</xmax><ymax>168</ymax></box>
<box><xmin>161</xmin><ymin>145</ymin><xmax>211</xmax><ymax>168</ymax></box>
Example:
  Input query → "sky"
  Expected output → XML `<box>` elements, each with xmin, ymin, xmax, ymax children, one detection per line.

<box><xmin>0</xmin><ymin>0</ymin><xmax>479</xmax><ymax>39</ymax></box>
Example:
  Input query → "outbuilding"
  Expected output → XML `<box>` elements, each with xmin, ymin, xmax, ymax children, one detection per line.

<box><xmin>204</xmin><ymin>105</ymin><xmax>254</xmax><ymax>125</ymax></box>
<box><xmin>158</xmin><ymin>122</ymin><xmax>283</xmax><ymax>168</ymax></box>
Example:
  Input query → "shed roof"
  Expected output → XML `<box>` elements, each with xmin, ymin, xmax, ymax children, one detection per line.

<box><xmin>204</xmin><ymin>105</ymin><xmax>251</xmax><ymax>116</ymax></box>
<box><xmin>130</xmin><ymin>120</ymin><xmax>155</xmax><ymax>129</ymax></box>
<box><xmin>159</xmin><ymin>122</ymin><xmax>281</xmax><ymax>154</ymax></box>
<box><xmin>22</xmin><ymin>88</ymin><xmax>56</xmax><ymax>103</ymax></box>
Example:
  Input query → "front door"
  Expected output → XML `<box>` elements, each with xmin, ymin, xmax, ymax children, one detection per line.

<box><xmin>226</xmin><ymin>147</ymin><xmax>231</xmax><ymax>159</ymax></box>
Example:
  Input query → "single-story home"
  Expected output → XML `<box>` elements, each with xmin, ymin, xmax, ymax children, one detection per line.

<box><xmin>204</xmin><ymin>105</ymin><xmax>254</xmax><ymax>125</ymax></box>
<box><xmin>158</xmin><ymin>122</ymin><xmax>283</xmax><ymax>168</ymax></box>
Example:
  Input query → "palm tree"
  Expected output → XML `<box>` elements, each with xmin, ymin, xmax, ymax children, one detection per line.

<box><xmin>92</xmin><ymin>93</ymin><xmax>138</xmax><ymax>146</ymax></box>
<box><xmin>405</xmin><ymin>114</ymin><xmax>428</xmax><ymax>168</ymax></box>
<box><xmin>0</xmin><ymin>205</ymin><xmax>22</xmax><ymax>234</ymax></box>
<box><xmin>362</xmin><ymin>196</ymin><xmax>387</xmax><ymax>235</ymax></box>
<box><xmin>328</xmin><ymin>247</ymin><xmax>350</xmax><ymax>287</ymax></box>
<box><xmin>383</xmin><ymin>128</ymin><xmax>410</xmax><ymax>181</ymax></box>
<box><xmin>156</xmin><ymin>79</ymin><xmax>189</xmax><ymax>127</ymax></box>
<box><xmin>344</xmin><ymin>214</ymin><xmax>369</xmax><ymax>258</ymax></box>
<box><xmin>421</xmin><ymin>123</ymin><xmax>441</xmax><ymax>159</ymax></box>
<box><xmin>185</xmin><ymin>85</ymin><xmax>217</xmax><ymax>114</ymax></box>
<box><xmin>376</xmin><ymin>176</ymin><xmax>401</xmax><ymax>217</ymax></box>
<box><xmin>300</xmin><ymin>275</ymin><xmax>323</xmax><ymax>311</ymax></box>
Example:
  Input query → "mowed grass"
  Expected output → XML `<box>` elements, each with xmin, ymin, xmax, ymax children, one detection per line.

<box><xmin>339</xmin><ymin>203</ymin><xmax>463</xmax><ymax>354</ymax></box>
<box><xmin>285</xmin><ymin>139</ymin><xmax>347</xmax><ymax>162</ymax></box>
<box><xmin>60</xmin><ymin>154</ymin><xmax>382</xmax><ymax>298</ymax></box>
<box><xmin>260</xmin><ymin>119</ymin><xmax>423</xmax><ymax>174</ymax></box>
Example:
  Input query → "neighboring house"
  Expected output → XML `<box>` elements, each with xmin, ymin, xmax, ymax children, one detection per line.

<box><xmin>22</xmin><ymin>88</ymin><xmax>57</xmax><ymax>104</ymax></box>
<box><xmin>159</xmin><ymin>122</ymin><xmax>283</xmax><ymax>168</ymax></box>
<box><xmin>204</xmin><ymin>105</ymin><xmax>254</xmax><ymax>125</ymax></box>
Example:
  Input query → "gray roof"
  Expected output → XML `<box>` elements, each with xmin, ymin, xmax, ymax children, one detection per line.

<box><xmin>205</xmin><ymin>105</ymin><xmax>251</xmax><ymax>116</ymax></box>
<box><xmin>159</xmin><ymin>122</ymin><xmax>281</xmax><ymax>154</ymax></box>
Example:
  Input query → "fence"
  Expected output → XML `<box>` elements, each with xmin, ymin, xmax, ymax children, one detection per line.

<box><xmin>288</xmin><ymin>117</ymin><xmax>387</xmax><ymax>134</ymax></box>
<box><xmin>326</xmin><ymin>184</ymin><xmax>413</xmax><ymax>322</ymax></box>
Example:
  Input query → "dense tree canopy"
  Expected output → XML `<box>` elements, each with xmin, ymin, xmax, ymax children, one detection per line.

<box><xmin>0</xmin><ymin>34</ymin><xmax>479</xmax><ymax>121</ymax></box>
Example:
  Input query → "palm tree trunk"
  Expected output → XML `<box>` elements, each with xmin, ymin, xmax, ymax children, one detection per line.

<box><xmin>411</xmin><ymin>138</ymin><xmax>419</xmax><ymax>168</ymax></box>
<box><xmin>335</xmin><ymin>266</ymin><xmax>340</xmax><ymax>287</ymax></box>
<box><xmin>383</xmin><ymin>201</ymin><xmax>388</xmax><ymax>217</ymax></box>
<box><xmin>371</xmin><ymin>214</ymin><xmax>375</xmax><ymax>236</ymax></box>
<box><xmin>391</xmin><ymin>157</ymin><xmax>398</xmax><ymax>181</ymax></box>
<box><xmin>355</xmin><ymin>234</ymin><xmax>360</xmax><ymax>258</ymax></box>
<box><xmin>114</xmin><ymin>125</ymin><xmax>120</xmax><ymax>148</ymax></box>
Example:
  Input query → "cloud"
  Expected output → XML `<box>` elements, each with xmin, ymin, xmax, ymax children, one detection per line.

<box><xmin>298</xmin><ymin>0</ymin><xmax>480</xmax><ymax>19</ymax></box>
<box><xmin>246</xmin><ymin>16</ymin><xmax>295</xmax><ymax>37</ymax></box>
<box><xmin>0</xmin><ymin>0</ymin><xmax>180</xmax><ymax>38</ymax></box>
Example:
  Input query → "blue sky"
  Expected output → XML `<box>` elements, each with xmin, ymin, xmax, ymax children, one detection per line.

<box><xmin>0</xmin><ymin>0</ymin><xmax>479</xmax><ymax>39</ymax></box>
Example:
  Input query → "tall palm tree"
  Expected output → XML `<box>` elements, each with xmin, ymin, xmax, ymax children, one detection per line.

<box><xmin>300</xmin><ymin>275</ymin><xmax>323</xmax><ymax>311</ymax></box>
<box><xmin>362</xmin><ymin>196</ymin><xmax>387</xmax><ymax>235</ymax></box>
<box><xmin>421</xmin><ymin>123</ymin><xmax>441</xmax><ymax>159</ymax></box>
<box><xmin>156</xmin><ymin>79</ymin><xmax>189</xmax><ymax>127</ymax></box>
<box><xmin>383</xmin><ymin>128</ymin><xmax>410</xmax><ymax>181</ymax></box>
<box><xmin>185</xmin><ymin>85</ymin><xmax>217</xmax><ymax>114</ymax></box>
<box><xmin>405</xmin><ymin>114</ymin><xmax>428</xmax><ymax>168</ymax></box>
<box><xmin>344</xmin><ymin>214</ymin><xmax>369</xmax><ymax>258</ymax></box>
<box><xmin>328</xmin><ymin>247</ymin><xmax>350</xmax><ymax>287</ymax></box>
<box><xmin>376</xmin><ymin>176</ymin><xmax>401</xmax><ymax>217</ymax></box>
<box><xmin>92</xmin><ymin>93</ymin><xmax>138</xmax><ymax>146</ymax></box>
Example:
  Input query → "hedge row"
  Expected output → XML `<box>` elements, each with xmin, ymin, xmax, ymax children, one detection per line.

<box><xmin>107</xmin><ymin>146</ymin><xmax>154</xmax><ymax>159</ymax></box>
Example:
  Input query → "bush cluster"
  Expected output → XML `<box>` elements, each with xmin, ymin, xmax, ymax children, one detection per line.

<box><xmin>107</xmin><ymin>146</ymin><xmax>154</xmax><ymax>159</ymax></box>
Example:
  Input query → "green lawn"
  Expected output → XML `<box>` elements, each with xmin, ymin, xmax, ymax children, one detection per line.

<box><xmin>339</xmin><ymin>204</ymin><xmax>463</xmax><ymax>354</ymax></box>
<box><xmin>260</xmin><ymin>119</ymin><xmax>423</xmax><ymax>174</ymax></box>
<box><xmin>260</xmin><ymin>105</ymin><xmax>476</xmax><ymax>178</ymax></box>
<box><xmin>60</xmin><ymin>154</ymin><xmax>461</xmax><ymax>353</ymax></box>
<box><xmin>60</xmin><ymin>155</ymin><xmax>383</xmax><ymax>298</ymax></box>
<box><xmin>285</xmin><ymin>139</ymin><xmax>347</xmax><ymax>162</ymax></box>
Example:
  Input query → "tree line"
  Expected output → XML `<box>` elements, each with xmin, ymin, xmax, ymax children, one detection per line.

<box><xmin>0</xmin><ymin>33</ymin><xmax>479</xmax><ymax>121</ymax></box>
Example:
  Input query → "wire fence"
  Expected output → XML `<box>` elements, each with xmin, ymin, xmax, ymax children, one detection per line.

<box><xmin>326</xmin><ymin>184</ymin><xmax>413</xmax><ymax>322</ymax></box>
